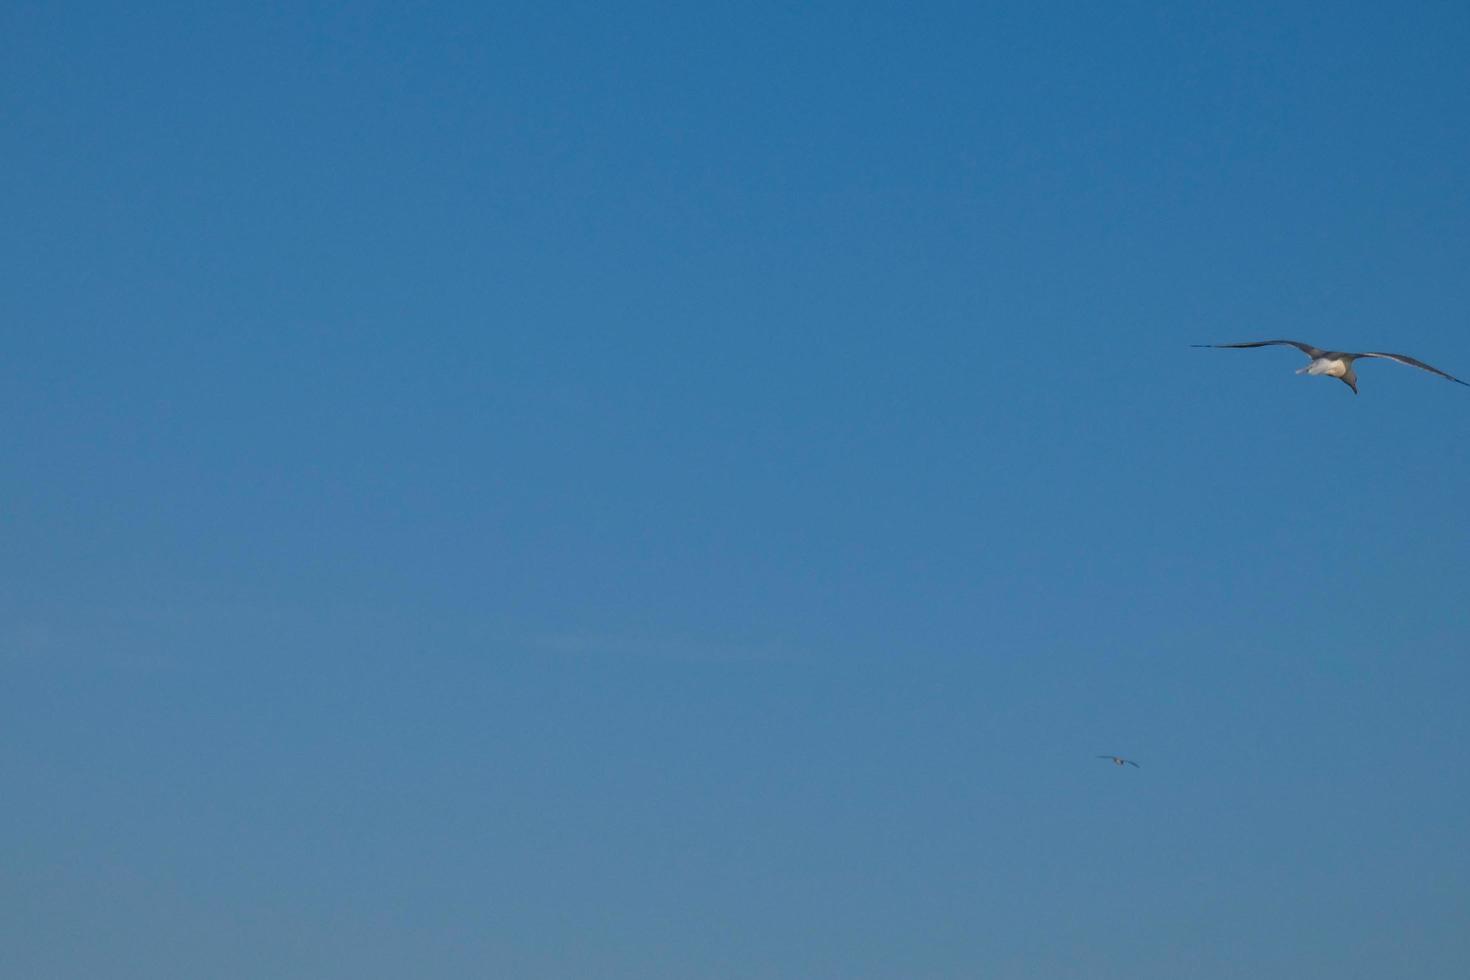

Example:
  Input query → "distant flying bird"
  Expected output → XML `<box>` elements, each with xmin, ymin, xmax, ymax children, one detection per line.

<box><xmin>1192</xmin><ymin>340</ymin><xmax>1470</xmax><ymax>395</ymax></box>
<box><xmin>1097</xmin><ymin>755</ymin><xmax>1140</xmax><ymax>768</ymax></box>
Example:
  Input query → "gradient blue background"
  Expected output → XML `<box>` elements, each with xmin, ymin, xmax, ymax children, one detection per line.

<box><xmin>4</xmin><ymin>3</ymin><xmax>1469</xmax><ymax>977</ymax></box>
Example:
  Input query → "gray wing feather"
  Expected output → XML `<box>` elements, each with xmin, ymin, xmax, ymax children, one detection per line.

<box><xmin>1354</xmin><ymin>351</ymin><xmax>1470</xmax><ymax>386</ymax></box>
<box><xmin>1192</xmin><ymin>340</ymin><xmax>1325</xmax><ymax>358</ymax></box>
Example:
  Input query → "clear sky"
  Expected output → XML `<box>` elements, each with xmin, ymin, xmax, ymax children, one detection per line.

<box><xmin>4</xmin><ymin>2</ymin><xmax>1469</xmax><ymax>977</ymax></box>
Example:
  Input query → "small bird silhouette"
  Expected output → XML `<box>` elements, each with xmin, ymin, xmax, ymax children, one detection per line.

<box><xmin>1192</xmin><ymin>339</ymin><xmax>1469</xmax><ymax>395</ymax></box>
<box><xmin>1097</xmin><ymin>755</ymin><xmax>1140</xmax><ymax>768</ymax></box>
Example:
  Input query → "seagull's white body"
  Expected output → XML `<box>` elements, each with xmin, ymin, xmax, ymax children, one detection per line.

<box><xmin>1301</xmin><ymin>356</ymin><xmax>1351</xmax><ymax>380</ymax></box>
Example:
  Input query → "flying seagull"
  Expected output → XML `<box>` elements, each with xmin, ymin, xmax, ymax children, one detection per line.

<box><xmin>1097</xmin><ymin>755</ymin><xmax>1140</xmax><ymax>768</ymax></box>
<box><xmin>1192</xmin><ymin>340</ymin><xmax>1470</xmax><ymax>395</ymax></box>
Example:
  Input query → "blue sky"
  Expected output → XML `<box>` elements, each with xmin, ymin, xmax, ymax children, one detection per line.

<box><xmin>3</xmin><ymin>2</ymin><xmax>1469</xmax><ymax>977</ymax></box>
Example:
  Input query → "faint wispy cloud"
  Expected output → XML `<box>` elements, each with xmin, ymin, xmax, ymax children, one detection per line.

<box><xmin>0</xmin><ymin>608</ymin><xmax>190</xmax><ymax>669</ymax></box>
<box><xmin>0</xmin><ymin>597</ymin><xmax>298</xmax><ymax>670</ymax></box>
<box><xmin>1</xmin><ymin>622</ymin><xmax>59</xmax><ymax>664</ymax></box>
<box><xmin>531</xmin><ymin>630</ymin><xmax>795</xmax><ymax>664</ymax></box>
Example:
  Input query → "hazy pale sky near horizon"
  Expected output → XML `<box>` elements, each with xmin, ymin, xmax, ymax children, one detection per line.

<box><xmin>4</xmin><ymin>2</ymin><xmax>1469</xmax><ymax>977</ymax></box>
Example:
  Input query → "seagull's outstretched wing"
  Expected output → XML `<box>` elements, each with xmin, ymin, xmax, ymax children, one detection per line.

<box><xmin>1192</xmin><ymin>340</ymin><xmax>1325</xmax><ymax>358</ymax></box>
<box><xmin>1353</xmin><ymin>351</ymin><xmax>1470</xmax><ymax>386</ymax></box>
<box><xmin>1125</xmin><ymin>759</ymin><xmax>1140</xmax><ymax>768</ymax></box>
